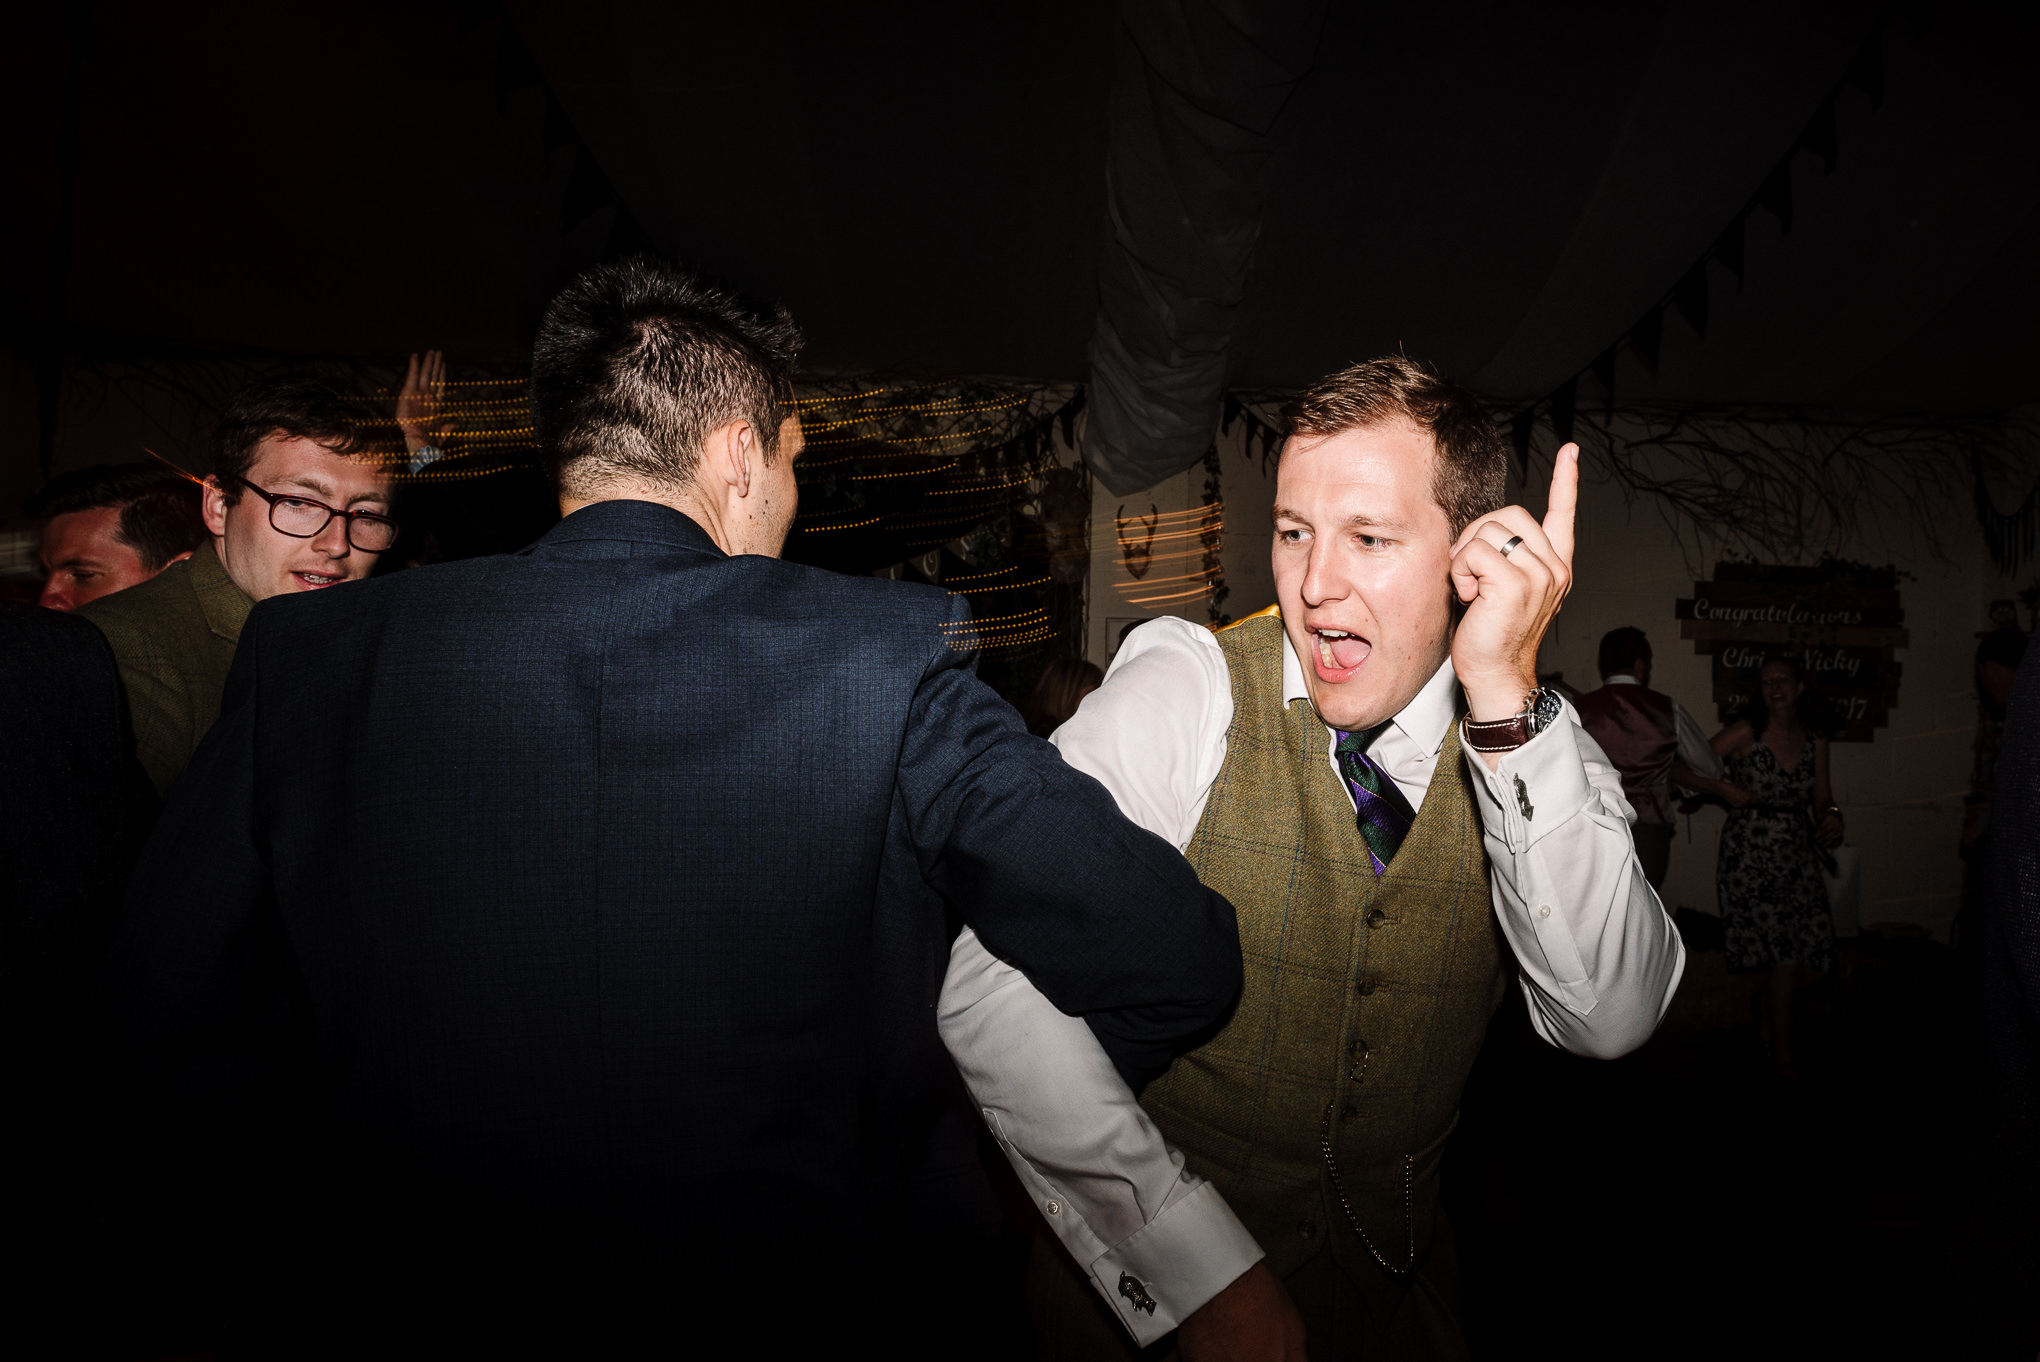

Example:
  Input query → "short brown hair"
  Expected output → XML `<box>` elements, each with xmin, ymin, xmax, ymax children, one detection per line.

<box><xmin>210</xmin><ymin>376</ymin><xmax>376</xmax><ymax>505</ymax></box>
<box><xmin>1598</xmin><ymin>626</ymin><xmax>1652</xmax><ymax>678</ymax></box>
<box><xmin>1279</xmin><ymin>355</ymin><xmax>1506</xmax><ymax>537</ymax></box>
<box><xmin>25</xmin><ymin>462</ymin><xmax>206</xmax><ymax>570</ymax></box>
<box><xmin>531</xmin><ymin>256</ymin><xmax>803</xmax><ymax>499</ymax></box>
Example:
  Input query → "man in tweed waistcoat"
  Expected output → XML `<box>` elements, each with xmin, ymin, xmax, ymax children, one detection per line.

<box><xmin>940</xmin><ymin>357</ymin><xmax>1684</xmax><ymax>1360</ymax></box>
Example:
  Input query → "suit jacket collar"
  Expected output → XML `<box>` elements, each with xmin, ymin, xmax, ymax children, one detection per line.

<box><xmin>534</xmin><ymin>499</ymin><xmax>728</xmax><ymax>557</ymax></box>
<box><xmin>190</xmin><ymin>539</ymin><xmax>255</xmax><ymax>644</ymax></box>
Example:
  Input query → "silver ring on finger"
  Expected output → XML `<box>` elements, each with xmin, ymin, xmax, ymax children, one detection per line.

<box><xmin>1498</xmin><ymin>534</ymin><xmax>1525</xmax><ymax>558</ymax></box>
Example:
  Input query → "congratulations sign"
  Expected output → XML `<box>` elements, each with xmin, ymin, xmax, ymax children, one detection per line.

<box><xmin>1677</xmin><ymin>563</ymin><xmax>1906</xmax><ymax>742</ymax></box>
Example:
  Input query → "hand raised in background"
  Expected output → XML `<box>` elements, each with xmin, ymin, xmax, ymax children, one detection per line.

<box><xmin>396</xmin><ymin>349</ymin><xmax>454</xmax><ymax>454</ymax></box>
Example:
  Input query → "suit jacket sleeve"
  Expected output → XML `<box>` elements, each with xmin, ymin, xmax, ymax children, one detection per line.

<box><xmin>894</xmin><ymin>598</ymin><xmax>1241</xmax><ymax>1090</ymax></box>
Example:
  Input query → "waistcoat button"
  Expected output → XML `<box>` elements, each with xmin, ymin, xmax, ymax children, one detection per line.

<box><xmin>1298</xmin><ymin>1220</ymin><xmax>1317</xmax><ymax>1240</ymax></box>
<box><xmin>1365</xmin><ymin>908</ymin><xmax>1387</xmax><ymax>929</ymax></box>
<box><xmin>1341</xmin><ymin>1104</ymin><xmax>1359</xmax><ymax>1124</ymax></box>
<box><xmin>1356</xmin><ymin>978</ymin><xmax>1378</xmax><ymax>996</ymax></box>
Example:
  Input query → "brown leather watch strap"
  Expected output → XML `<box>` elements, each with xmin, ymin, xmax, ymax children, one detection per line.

<box><xmin>1461</xmin><ymin>713</ymin><xmax>1531</xmax><ymax>753</ymax></box>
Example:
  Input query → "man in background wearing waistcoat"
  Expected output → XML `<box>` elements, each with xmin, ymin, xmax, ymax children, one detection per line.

<box><xmin>941</xmin><ymin>357</ymin><xmax>1685</xmax><ymax>1361</ymax></box>
<box><xmin>1574</xmin><ymin>626</ymin><xmax>1751</xmax><ymax>889</ymax></box>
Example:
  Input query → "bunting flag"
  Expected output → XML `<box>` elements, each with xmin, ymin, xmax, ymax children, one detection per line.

<box><xmin>1221</xmin><ymin>393</ymin><xmax>1287</xmax><ymax>478</ymax></box>
<box><xmin>1507</xmin><ymin>17</ymin><xmax>1892</xmax><ymax>463</ymax></box>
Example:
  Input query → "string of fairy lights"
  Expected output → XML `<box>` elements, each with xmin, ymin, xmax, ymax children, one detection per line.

<box><xmin>317</xmin><ymin>372</ymin><xmax>1251</xmax><ymax>651</ymax></box>
<box><xmin>1111</xmin><ymin>502</ymin><xmax>1228</xmax><ymax>608</ymax></box>
<box><xmin>335</xmin><ymin>374</ymin><xmax>1088</xmax><ymax>654</ymax></box>
<box><xmin>137</xmin><ymin>362</ymin><xmax>1242</xmax><ymax>655</ymax></box>
<box><xmin>343</xmin><ymin>377</ymin><xmax>545</xmax><ymax>481</ymax></box>
<box><xmin>786</xmin><ymin>379</ymin><xmax>1088</xmax><ymax>653</ymax></box>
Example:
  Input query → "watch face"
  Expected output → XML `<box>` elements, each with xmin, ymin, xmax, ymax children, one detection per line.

<box><xmin>1529</xmin><ymin>688</ymin><xmax>1564</xmax><ymax>733</ymax></box>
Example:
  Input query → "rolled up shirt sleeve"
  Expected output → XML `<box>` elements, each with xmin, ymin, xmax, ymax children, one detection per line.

<box><xmin>1460</xmin><ymin>704</ymin><xmax>1686</xmax><ymax>1058</ymax></box>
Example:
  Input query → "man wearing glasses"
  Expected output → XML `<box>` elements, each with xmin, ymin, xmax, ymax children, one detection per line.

<box><xmin>81</xmin><ymin>376</ymin><xmax>396</xmax><ymax>791</ymax></box>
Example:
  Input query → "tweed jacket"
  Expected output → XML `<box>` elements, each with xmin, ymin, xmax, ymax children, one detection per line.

<box><xmin>79</xmin><ymin>540</ymin><xmax>251</xmax><ymax>793</ymax></box>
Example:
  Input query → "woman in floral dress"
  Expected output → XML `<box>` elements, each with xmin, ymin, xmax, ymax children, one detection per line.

<box><xmin>1713</xmin><ymin>657</ymin><xmax>1845</xmax><ymax>1077</ymax></box>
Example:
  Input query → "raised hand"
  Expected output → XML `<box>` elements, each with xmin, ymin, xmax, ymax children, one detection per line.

<box><xmin>396</xmin><ymin>349</ymin><xmax>455</xmax><ymax>453</ymax></box>
<box><xmin>1449</xmin><ymin>443</ymin><xmax>1579</xmax><ymax>735</ymax></box>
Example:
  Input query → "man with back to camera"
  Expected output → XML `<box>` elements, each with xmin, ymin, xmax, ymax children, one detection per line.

<box><xmin>78</xmin><ymin>378</ymin><xmax>396</xmax><ymax>792</ymax></box>
<box><xmin>940</xmin><ymin>357</ymin><xmax>1685</xmax><ymax>1360</ymax></box>
<box><xmin>26</xmin><ymin>462</ymin><xmax>206</xmax><ymax>612</ymax></box>
<box><xmin>1574</xmin><ymin>625</ymin><xmax>1753</xmax><ymax>889</ymax></box>
<box><xmin>96</xmin><ymin>257</ymin><xmax>1243</xmax><ymax>1352</ymax></box>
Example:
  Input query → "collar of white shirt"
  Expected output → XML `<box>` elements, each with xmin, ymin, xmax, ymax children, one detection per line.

<box><xmin>1605</xmin><ymin>674</ymin><xmax>1640</xmax><ymax>686</ymax></box>
<box><xmin>1277</xmin><ymin>627</ymin><xmax>1460</xmax><ymax>757</ymax></box>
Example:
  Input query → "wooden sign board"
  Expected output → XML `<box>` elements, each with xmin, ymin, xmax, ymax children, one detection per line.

<box><xmin>1677</xmin><ymin>563</ymin><xmax>1906</xmax><ymax>742</ymax></box>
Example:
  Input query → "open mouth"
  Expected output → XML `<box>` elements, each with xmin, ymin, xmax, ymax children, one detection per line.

<box><xmin>1308</xmin><ymin>625</ymin><xmax>1371</xmax><ymax>683</ymax></box>
<box><xmin>292</xmin><ymin>570</ymin><xmax>344</xmax><ymax>589</ymax></box>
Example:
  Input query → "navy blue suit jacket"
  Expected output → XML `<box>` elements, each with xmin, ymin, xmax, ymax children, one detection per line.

<box><xmin>101</xmin><ymin>502</ymin><xmax>1239</xmax><ymax>1284</ymax></box>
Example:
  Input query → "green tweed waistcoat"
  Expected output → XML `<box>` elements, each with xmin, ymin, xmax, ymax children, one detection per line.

<box><xmin>1141</xmin><ymin>611</ymin><xmax>1506</xmax><ymax>1282</ymax></box>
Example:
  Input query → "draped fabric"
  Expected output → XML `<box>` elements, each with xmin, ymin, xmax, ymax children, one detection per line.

<box><xmin>1082</xmin><ymin>0</ymin><xmax>1327</xmax><ymax>495</ymax></box>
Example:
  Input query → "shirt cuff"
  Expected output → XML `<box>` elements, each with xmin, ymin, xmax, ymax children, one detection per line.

<box><xmin>1460</xmin><ymin>718</ymin><xmax>1599</xmax><ymax>853</ymax></box>
<box><xmin>1088</xmin><ymin>1180</ymin><xmax>1264</xmax><ymax>1345</ymax></box>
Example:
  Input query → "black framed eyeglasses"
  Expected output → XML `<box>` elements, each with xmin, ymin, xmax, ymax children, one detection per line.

<box><xmin>236</xmin><ymin>478</ymin><xmax>400</xmax><ymax>552</ymax></box>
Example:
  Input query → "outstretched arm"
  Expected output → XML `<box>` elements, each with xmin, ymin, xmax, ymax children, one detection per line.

<box><xmin>1672</xmin><ymin>759</ymin><xmax>1757</xmax><ymax>808</ymax></box>
<box><xmin>935</xmin><ymin>618</ymin><xmax>1293</xmax><ymax>1352</ymax></box>
<box><xmin>898</xmin><ymin>603</ymin><xmax>1242</xmax><ymax>1089</ymax></box>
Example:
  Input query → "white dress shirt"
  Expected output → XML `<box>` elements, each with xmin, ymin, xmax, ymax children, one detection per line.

<box><xmin>938</xmin><ymin>616</ymin><xmax>1686</xmax><ymax>1344</ymax></box>
<box><xmin>1601</xmin><ymin>673</ymin><xmax>1725</xmax><ymax>796</ymax></box>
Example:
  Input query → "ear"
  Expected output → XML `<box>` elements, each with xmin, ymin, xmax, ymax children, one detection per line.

<box><xmin>201</xmin><ymin>475</ymin><xmax>230</xmax><ymax>537</ymax></box>
<box><xmin>711</xmin><ymin>419</ymin><xmax>756</xmax><ymax>498</ymax></box>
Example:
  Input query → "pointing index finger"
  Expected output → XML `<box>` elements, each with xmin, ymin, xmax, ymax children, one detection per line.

<box><xmin>1544</xmin><ymin>442</ymin><xmax>1579</xmax><ymax>567</ymax></box>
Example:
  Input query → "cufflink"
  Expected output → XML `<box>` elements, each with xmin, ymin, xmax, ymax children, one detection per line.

<box><xmin>1118</xmin><ymin>1272</ymin><xmax>1157</xmax><ymax>1316</ymax></box>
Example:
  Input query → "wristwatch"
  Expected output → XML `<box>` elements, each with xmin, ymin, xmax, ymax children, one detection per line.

<box><xmin>1463</xmin><ymin>687</ymin><xmax>1564</xmax><ymax>753</ymax></box>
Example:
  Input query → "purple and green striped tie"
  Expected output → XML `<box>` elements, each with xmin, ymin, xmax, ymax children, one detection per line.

<box><xmin>1335</xmin><ymin>728</ymin><xmax>1417</xmax><ymax>877</ymax></box>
